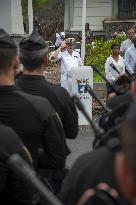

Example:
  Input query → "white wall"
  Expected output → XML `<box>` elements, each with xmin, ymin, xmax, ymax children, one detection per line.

<box><xmin>11</xmin><ymin>0</ymin><xmax>24</xmax><ymax>34</ymax></box>
<box><xmin>0</xmin><ymin>0</ymin><xmax>24</xmax><ymax>34</ymax></box>
<box><xmin>71</xmin><ymin>0</ymin><xmax>112</xmax><ymax>31</ymax></box>
<box><xmin>0</xmin><ymin>0</ymin><xmax>12</xmax><ymax>33</ymax></box>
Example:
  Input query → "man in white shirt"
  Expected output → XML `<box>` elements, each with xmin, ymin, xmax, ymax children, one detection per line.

<box><xmin>105</xmin><ymin>44</ymin><xmax>125</xmax><ymax>83</ymax></box>
<box><xmin>124</xmin><ymin>37</ymin><xmax>136</xmax><ymax>75</ymax></box>
<box><xmin>120</xmin><ymin>28</ymin><xmax>135</xmax><ymax>56</ymax></box>
<box><xmin>51</xmin><ymin>38</ymin><xmax>82</xmax><ymax>95</ymax></box>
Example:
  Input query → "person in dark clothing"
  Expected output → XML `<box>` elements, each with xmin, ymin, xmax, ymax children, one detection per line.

<box><xmin>58</xmin><ymin>141</ymin><xmax>129</xmax><ymax>205</ymax></box>
<box><xmin>16</xmin><ymin>30</ymin><xmax>78</xmax><ymax>141</ymax></box>
<box><xmin>0</xmin><ymin>28</ymin><xmax>68</xmax><ymax>193</ymax></box>
<box><xmin>115</xmin><ymin>74</ymin><xmax>130</xmax><ymax>92</ymax></box>
<box><xmin>107</xmin><ymin>74</ymin><xmax>131</xmax><ymax>101</ymax></box>
<box><xmin>107</xmin><ymin>91</ymin><xmax>132</xmax><ymax>110</ymax></box>
<box><xmin>58</xmin><ymin>83</ymin><xmax>135</xmax><ymax>205</ymax></box>
<box><xmin>0</xmin><ymin>123</ymin><xmax>33</xmax><ymax>205</ymax></box>
<box><xmin>116</xmin><ymin>98</ymin><xmax>136</xmax><ymax>205</ymax></box>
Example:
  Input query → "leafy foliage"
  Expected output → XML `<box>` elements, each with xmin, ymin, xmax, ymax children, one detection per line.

<box><xmin>22</xmin><ymin>0</ymin><xmax>51</xmax><ymax>20</ymax></box>
<box><xmin>85</xmin><ymin>36</ymin><xmax>127</xmax><ymax>82</ymax></box>
<box><xmin>21</xmin><ymin>0</ymin><xmax>64</xmax><ymax>41</ymax></box>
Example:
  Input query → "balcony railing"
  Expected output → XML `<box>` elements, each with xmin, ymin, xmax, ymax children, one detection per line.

<box><xmin>118</xmin><ymin>0</ymin><xmax>136</xmax><ymax>19</ymax></box>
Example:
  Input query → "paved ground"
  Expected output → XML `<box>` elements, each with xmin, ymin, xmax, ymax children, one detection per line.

<box><xmin>66</xmin><ymin>127</ymin><xmax>94</xmax><ymax>168</ymax></box>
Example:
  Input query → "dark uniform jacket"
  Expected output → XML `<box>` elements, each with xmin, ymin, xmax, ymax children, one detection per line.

<box><xmin>16</xmin><ymin>74</ymin><xmax>78</xmax><ymax>140</ymax></box>
<box><xmin>0</xmin><ymin>86</ymin><xmax>67</xmax><ymax>170</ymax></box>
<box><xmin>99</xmin><ymin>92</ymin><xmax>133</xmax><ymax>132</ymax></box>
<box><xmin>0</xmin><ymin>124</ymin><xmax>32</xmax><ymax>205</ymax></box>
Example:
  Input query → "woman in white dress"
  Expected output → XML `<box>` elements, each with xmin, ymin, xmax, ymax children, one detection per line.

<box><xmin>105</xmin><ymin>44</ymin><xmax>125</xmax><ymax>95</ymax></box>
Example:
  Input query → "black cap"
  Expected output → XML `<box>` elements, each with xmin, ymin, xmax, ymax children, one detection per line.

<box><xmin>0</xmin><ymin>28</ymin><xmax>17</xmax><ymax>48</ymax></box>
<box><xmin>19</xmin><ymin>30</ymin><xmax>47</xmax><ymax>51</ymax></box>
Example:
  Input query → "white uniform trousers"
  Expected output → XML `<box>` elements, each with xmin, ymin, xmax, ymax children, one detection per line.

<box><xmin>60</xmin><ymin>74</ymin><xmax>73</xmax><ymax>96</ymax></box>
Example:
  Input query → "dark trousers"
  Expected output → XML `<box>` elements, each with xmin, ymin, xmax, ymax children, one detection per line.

<box><xmin>37</xmin><ymin>149</ymin><xmax>69</xmax><ymax>194</ymax></box>
<box><xmin>38</xmin><ymin>167</ymin><xmax>69</xmax><ymax>194</ymax></box>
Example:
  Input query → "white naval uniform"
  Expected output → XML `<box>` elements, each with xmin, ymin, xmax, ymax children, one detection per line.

<box><xmin>58</xmin><ymin>49</ymin><xmax>82</xmax><ymax>95</ymax></box>
<box><xmin>105</xmin><ymin>55</ymin><xmax>125</xmax><ymax>83</ymax></box>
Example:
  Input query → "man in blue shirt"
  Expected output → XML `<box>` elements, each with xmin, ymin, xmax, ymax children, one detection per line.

<box><xmin>124</xmin><ymin>37</ymin><xmax>136</xmax><ymax>75</ymax></box>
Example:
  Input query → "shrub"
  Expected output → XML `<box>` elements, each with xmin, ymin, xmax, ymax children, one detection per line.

<box><xmin>85</xmin><ymin>36</ymin><xmax>127</xmax><ymax>82</ymax></box>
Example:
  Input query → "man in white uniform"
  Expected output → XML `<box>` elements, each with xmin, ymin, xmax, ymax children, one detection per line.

<box><xmin>51</xmin><ymin>38</ymin><xmax>82</xmax><ymax>95</ymax></box>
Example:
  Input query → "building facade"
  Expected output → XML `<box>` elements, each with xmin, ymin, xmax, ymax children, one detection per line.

<box><xmin>64</xmin><ymin>0</ymin><xmax>136</xmax><ymax>33</ymax></box>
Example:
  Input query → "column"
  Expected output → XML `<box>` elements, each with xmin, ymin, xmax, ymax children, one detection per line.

<box><xmin>81</xmin><ymin>0</ymin><xmax>86</xmax><ymax>64</ymax></box>
<box><xmin>112</xmin><ymin>0</ymin><xmax>118</xmax><ymax>19</ymax></box>
<box><xmin>0</xmin><ymin>0</ymin><xmax>24</xmax><ymax>34</ymax></box>
<box><xmin>28</xmin><ymin>0</ymin><xmax>33</xmax><ymax>34</ymax></box>
<box><xmin>64</xmin><ymin>0</ymin><xmax>70</xmax><ymax>31</ymax></box>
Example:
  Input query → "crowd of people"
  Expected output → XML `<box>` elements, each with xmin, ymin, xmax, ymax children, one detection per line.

<box><xmin>105</xmin><ymin>25</ymin><xmax>136</xmax><ymax>100</ymax></box>
<box><xmin>0</xmin><ymin>21</ymin><xmax>136</xmax><ymax>205</ymax></box>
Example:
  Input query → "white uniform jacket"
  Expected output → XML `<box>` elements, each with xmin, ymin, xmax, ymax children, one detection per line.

<box><xmin>58</xmin><ymin>49</ymin><xmax>82</xmax><ymax>95</ymax></box>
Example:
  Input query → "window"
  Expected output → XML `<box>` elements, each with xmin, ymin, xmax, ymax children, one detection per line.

<box><xmin>118</xmin><ymin>0</ymin><xmax>136</xmax><ymax>19</ymax></box>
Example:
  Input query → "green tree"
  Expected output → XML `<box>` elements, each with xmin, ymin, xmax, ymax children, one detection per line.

<box><xmin>22</xmin><ymin>0</ymin><xmax>51</xmax><ymax>20</ymax></box>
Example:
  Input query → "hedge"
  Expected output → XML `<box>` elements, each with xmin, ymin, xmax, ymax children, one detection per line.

<box><xmin>85</xmin><ymin>36</ymin><xmax>127</xmax><ymax>82</ymax></box>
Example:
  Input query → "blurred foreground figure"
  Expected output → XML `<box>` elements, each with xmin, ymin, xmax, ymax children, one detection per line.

<box><xmin>0</xmin><ymin>123</ymin><xmax>33</xmax><ymax>205</ymax></box>
<box><xmin>57</xmin><ymin>70</ymin><xmax>134</xmax><ymax>205</ymax></box>
<box><xmin>76</xmin><ymin>182</ymin><xmax>121</xmax><ymax>205</ymax></box>
<box><xmin>116</xmin><ymin>97</ymin><xmax>136</xmax><ymax>205</ymax></box>
<box><xmin>58</xmin><ymin>137</ymin><xmax>130</xmax><ymax>205</ymax></box>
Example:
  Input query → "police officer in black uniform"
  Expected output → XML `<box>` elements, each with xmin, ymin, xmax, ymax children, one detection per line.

<box><xmin>16</xmin><ymin>30</ymin><xmax>78</xmax><ymax>141</ymax></box>
<box><xmin>0</xmin><ymin>123</ymin><xmax>33</xmax><ymax>205</ymax></box>
<box><xmin>0</xmin><ymin>28</ymin><xmax>67</xmax><ymax>193</ymax></box>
